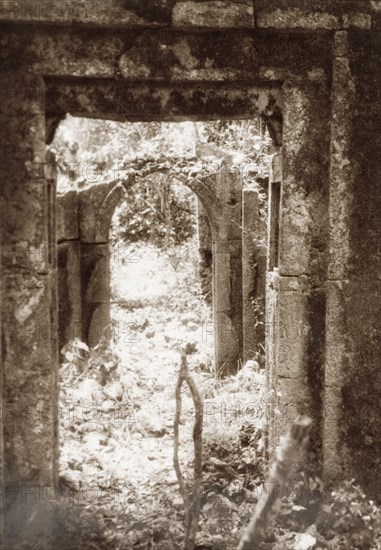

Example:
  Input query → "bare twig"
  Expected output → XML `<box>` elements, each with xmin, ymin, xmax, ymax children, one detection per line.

<box><xmin>173</xmin><ymin>351</ymin><xmax>204</xmax><ymax>550</ymax></box>
<box><xmin>237</xmin><ymin>416</ymin><xmax>312</xmax><ymax>550</ymax></box>
<box><xmin>174</xmin><ymin>354</ymin><xmax>191</xmax><ymax>513</ymax></box>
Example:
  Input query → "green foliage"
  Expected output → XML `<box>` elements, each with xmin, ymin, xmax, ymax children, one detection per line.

<box><xmin>61</xmin><ymin>336</ymin><xmax>120</xmax><ymax>386</ymax></box>
<box><xmin>198</xmin><ymin>119</ymin><xmax>273</xmax><ymax>182</ymax></box>
<box><xmin>198</xmin><ymin>119</ymin><xmax>271</xmax><ymax>236</ymax></box>
<box><xmin>116</xmin><ymin>175</ymin><xmax>196</xmax><ymax>248</ymax></box>
<box><xmin>274</xmin><ymin>475</ymin><xmax>381</xmax><ymax>550</ymax></box>
<box><xmin>51</xmin><ymin>117</ymin><xmax>196</xmax><ymax>191</ymax></box>
<box><xmin>203</xmin><ymin>426</ymin><xmax>266</xmax><ymax>495</ymax></box>
<box><xmin>316</xmin><ymin>481</ymin><xmax>381</xmax><ymax>549</ymax></box>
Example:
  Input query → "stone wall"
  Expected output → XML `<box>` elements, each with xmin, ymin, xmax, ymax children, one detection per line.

<box><xmin>0</xmin><ymin>73</ymin><xmax>58</xmax><ymax>547</ymax></box>
<box><xmin>56</xmin><ymin>156</ymin><xmax>248</xmax><ymax>371</ymax></box>
<box><xmin>1</xmin><ymin>0</ymin><xmax>381</xmax><ymax>545</ymax></box>
<box><xmin>197</xmin><ymin>200</ymin><xmax>213</xmax><ymax>305</ymax></box>
<box><xmin>56</xmin><ymin>190</ymin><xmax>82</xmax><ymax>351</ymax></box>
<box><xmin>323</xmin><ymin>27</ymin><xmax>381</xmax><ymax>493</ymax></box>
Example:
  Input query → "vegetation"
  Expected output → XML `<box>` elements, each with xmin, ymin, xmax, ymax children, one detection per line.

<box><xmin>52</xmin><ymin>118</ymin><xmax>381</xmax><ymax>549</ymax></box>
<box><xmin>51</xmin><ymin>116</ymin><xmax>272</xmax><ymax>249</ymax></box>
<box><xmin>116</xmin><ymin>176</ymin><xmax>196</xmax><ymax>248</ymax></box>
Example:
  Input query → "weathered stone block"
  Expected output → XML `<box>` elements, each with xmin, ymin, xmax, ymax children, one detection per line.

<box><xmin>80</xmin><ymin>243</ymin><xmax>111</xmax><ymax>346</ymax></box>
<box><xmin>72</xmin><ymin>1</ymin><xmax>166</xmax><ymax>26</ymax></box>
<box><xmin>2</xmin><ymin>269</ymin><xmax>56</xmax><ymax>496</ymax></box>
<box><xmin>0</xmin><ymin>0</ymin><xmax>73</xmax><ymax>24</ymax></box>
<box><xmin>214</xmin><ymin>246</ymin><xmax>231</xmax><ymax>312</ymax></box>
<box><xmin>342</xmin><ymin>12</ymin><xmax>371</xmax><ymax>29</ymax></box>
<box><xmin>58</xmin><ymin>241</ymin><xmax>82</xmax><ymax>352</ymax></box>
<box><xmin>270</xmin><ymin>152</ymin><xmax>282</xmax><ymax>184</ymax></box>
<box><xmin>256</xmin><ymin>31</ymin><xmax>332</xmax><ymax>85</ymax></box>
<box><xmin>216</xmin><ymin>311</ymin><xmax>240</xmax><ymax>373</ymax></box>
<box><xmin>172</xmin><ymin>1</ymin><xmax>254</xmax><ymax>28</ymax></box>
<box><xmin>0</xmin><ymin>74</ymin><xmax>57</xmax><ymax>544</ymax></box>
<box><xmin>119</xmin><ymin>32</ymin><xmax>259</xmax><ymax>81</ymax></box>
<box><xmin>56</xmin><ymin>190</ymin><xmax>78</xmax><ymax>242</ymax></box>
<box><xmin>257</xmin><ymin>7</ymin><xmax>339</xmax><ymax>30</ymax></box>
<box><xmin>324</xmin><ymin>277</ymin><xmax>381</xmax><ymax>489</ymax></box>
<box><xmin>88</xmin><ymin>304</ymin><xmax>111</xmax><ymax>346</ymax></box>
<box><xmin>46</xmin><ymin>81</ymin><xmax>282</xmax><ymax>122</ymax></box>
<box><xmin>256</xmin><ymin>0</ymin><xmax>373</xmax><ymax>30</ymax></box>
<box><xmin>266</xmin><ymin>270</ymin><xmax>325</xmax><ymax>464</ymax></box>
<box><xmin>1</xmin><ymin>26</ymin><xmax>330</xmax><ymax>84</ymax></box>
<box><xmin>27</xmin><ymin>29</ymin><xmax>125</xmax><ymax>78</ymax></box>
<box><xmin>280</xmin><ymin>82</ymin><xmax>330</xmax><ymax>279</ymax></box>
<box><xmin>276</xmin><ymin>276</ymin><xmax>309</xmax><ymax>380</ymax></box>
<box><xmin>334</xmin><ymin>30</ymin><xmax>349</xmax><ymax>57</ymax></box>
<box><xmin>0</xmin><ymin>0</ymin><xmax>171</xmax><ymax>27</ymax></box>
<box><xmin>273</xmin><ymin>377</ymin><xmax>311</xmax><ymax>435</ymax></box>
<box><xmin>79</xmin><ymin>183</ymin><xmax>115</xmax><ymax>243</ymax></box>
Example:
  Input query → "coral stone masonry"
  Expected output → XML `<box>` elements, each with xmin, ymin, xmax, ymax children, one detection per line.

<box><xmin>0</xmin><ymin>0</ymin><xmax>380</xmax><ymax>546</ymax></box>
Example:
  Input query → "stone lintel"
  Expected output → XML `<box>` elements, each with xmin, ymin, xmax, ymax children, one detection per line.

<box><xmin>0</xmin><ymin>1</ymin><xmax>167</xmax><ymax>28</ymax></box>
<box><xmin>256</xmin><ymin>0</ymin><xmax>373</xmax><ymax>30</ymax></box>
<box><xmin>0</xmin><ymin>0</ymin><xmax>254</xmax><ymax>29</ymax></box>
<box><xmin>0</xmin><ymin>0</ymin><xmax>375</xmax><ymax>30</ymax></box>
<box><xmin>172</xmin><ymin>1</ymin><xmax>254</xmax><ymax>29</ymax></box>
<box><xmin>46</xmin><ymin>80</ymin><xmax>283</xmax><ymax>122</ymax></box>
<box><xmin>0</xmin><ymin>27</ymin><xmax>332</xmax><ymax>84</ymax></box>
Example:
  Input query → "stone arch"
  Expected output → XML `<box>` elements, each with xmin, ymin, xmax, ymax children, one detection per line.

<box><xmin>81</xmin><ymin>159</ymin><xmax>227</xmax><ymax>351</ymax></box>
<box><xmin>1</xmin><ymin>10</ymin><xmax>380</xmax><ymax>546</ymax></box>
<box><xmin>94</xmin><ymin>164</ymin><xmax>221</xmax><ymax>245</ymax></box>
<box><xmin>75</xmin><ymin>155</ymin><xmax>245</xmax><ymax>375</ymax></box>
<box><xmin>94</xmin><ymin>182</ymin><xmax>129</xmax><ymax>243</ymax></box>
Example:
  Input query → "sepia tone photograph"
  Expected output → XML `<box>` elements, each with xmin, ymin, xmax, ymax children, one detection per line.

<box><xmin>0</xmin><ymin>1</ymin><xmax>380</xmax><ymax>548</ymax></box>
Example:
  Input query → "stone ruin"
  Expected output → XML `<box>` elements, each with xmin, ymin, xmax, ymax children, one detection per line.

<box><xmin>56</xmin><ymin>155</ymin><xmax>267</xmax><ymax>370</ymax></box>
<box><xmin>0</xmin><ymin>0</ymin><xmax>380</xmax><ymax>546</ymax></box>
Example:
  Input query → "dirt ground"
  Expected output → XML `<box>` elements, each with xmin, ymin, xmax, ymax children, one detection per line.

<box><xmin>57</xmin><ymin>238</ymin><xmax>266</xmax><ymax>549</ymax></box>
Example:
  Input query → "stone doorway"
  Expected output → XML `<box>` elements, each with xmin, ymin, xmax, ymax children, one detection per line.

<box><xmin>53</xmin><ymin>113</ymin><xmax>277</xmax><ymax>377</ymax></box>
<box><xmin>1</xmin><ymin>6</ymin><xmax>381</xmax><ymax>545</ymax></box>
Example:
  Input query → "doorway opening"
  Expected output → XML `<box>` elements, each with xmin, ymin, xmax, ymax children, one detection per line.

<box><xmin>51</xmin><ymin>116</ymin><xmax>274</xmax><ymax>548</ymax></box>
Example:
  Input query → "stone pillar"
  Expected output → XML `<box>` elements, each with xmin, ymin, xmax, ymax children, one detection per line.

<box><xmin>265</xmin><ymin>154</ymin><xmax>282</xmax><ymax>452</ymax></box>
<box><xmin>268</xmin><ymin>153</ymin><xmax>282</xmax><ymax>272</ymax></box>
<box><xmin>242</xmin><ymin>188</ymin><xmax>265</xmax><ymax>362</ymax></box>
<box><xmin>81</xmin><ymin>243</ymin><xmax>111</xmax><ymax>347</ymax></box>
<box><xmin>213</xmin><ymin>239</ymin><xmax>240</xmax><ymax>375</ymax></box>
<box><xmin>46</xmin><ymin>151</ymin><xmax>59</xmax><ymax>480</ymax></box>
<box><xmin>267</xmin><ymin>82</ymin><xmax>330</xmax><ymax>464</ymax></box>
<box><xmin>323</xmin><ymin>30</ymin><xmax>381</xmax><ymax>495</ymax></box>
<box><xmin>196</xmin><ymin>199</ymin><xmax>213</xmax><ymax>304</ymax></box>
<box><xmin>57</xmin><ymin>241</ymin><xmax>82</xmax><ymax>351</ymax></box>
<box><xmin>0</xmin><ymin>219</ymin><xmax>3</xmax><ymax>542</ymax></box>
<box><xmin>323</xmin><ymin>31</ymin><xmax>354</xmax><ymax>485</ymax></box>
<box><xmin>57</xmin><ymin>191</ymin><xmax>82</xmax><ymax>351</ymax></box>
<box><xmin>77</xmin><ymin>182</ymin><xmax>127</xmax><ymax>348</ymax></box>
<box><xmin>0</xmin><ymin>72</ymin><xmax>57</xmax><ymax>546</ymax></box>
<box><xmin>265</xmin><ymin>268</ymin><xmax>279</xmax><ymax>454</ymax></box>
<box><xmin>212</xmin><ymin>161</ymin><xmax>243</xmax><ymax>376</ymax></box>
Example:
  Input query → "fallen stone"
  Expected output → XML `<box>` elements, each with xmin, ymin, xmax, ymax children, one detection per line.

<box><xmin>181</xmin><ymin>313</ymin><xmax>199</xmax><ymax>324</ymax></box>
<box><xmin>294</xmin><ymin>533</ymin><xmax>317</xmax><ymax>550</ymax></box>
<box><xmin>172</xmin><ymin>1</ymin><xmax>254</xmax><ymax>29</ymax></box>
<box><xmin>106</xmin><ymin>381</ymin><xmax>124</xmax><ymax>401</ymax></box>
<box><xmin>187</xmin><ymin>321</ymin><xmax>199</xmax><ymax>331</ymax></box>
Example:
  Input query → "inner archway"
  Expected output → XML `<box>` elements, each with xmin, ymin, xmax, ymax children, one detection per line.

<box><xmin>54</xmin><ymin>116</ymin><xmax>274</xmax><ymax>376</ymax></box>
<box><xmin>109</xmin><ymin>169</ymin><xmax>215</xmax><ymax>378</ymax></box>
<box><xmin>51</xmin><ymin>115</ymin><xmax>274</xmax><ymax>548</ymax></box>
